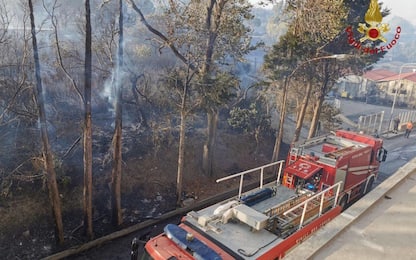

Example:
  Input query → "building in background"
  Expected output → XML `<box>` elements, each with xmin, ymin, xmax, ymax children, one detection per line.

<box><xmin>334</xmin><ymin>68</ymin><xmax>416</xmax><ymax>108</ymax></box>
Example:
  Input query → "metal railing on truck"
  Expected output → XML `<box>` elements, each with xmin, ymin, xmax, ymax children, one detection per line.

<box><xmin>282</xmin><ymin>181</ymin><xmax>342</xmax><ymax>231</ymax></box>
<box><xmin>216</xmin><ymin>160</ymin><xmax>285</xmax><ymax>199</ymax></box>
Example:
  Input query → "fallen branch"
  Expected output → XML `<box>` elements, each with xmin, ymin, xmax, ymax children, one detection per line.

<box><xmin>70</xmin><ymin>214</ymin><xmax>108</xmax><ymax>236</ymax></box>
<box><xmin>62</xmin><ymin>136</ymin><xmax>81</xmax><ymax>159</ymax></box>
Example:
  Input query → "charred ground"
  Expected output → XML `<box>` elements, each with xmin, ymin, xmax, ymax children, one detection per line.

<box><xmin>0</xmin><ymin>106</ymin><xmax>285</xmax><ymax>259</ymax></box>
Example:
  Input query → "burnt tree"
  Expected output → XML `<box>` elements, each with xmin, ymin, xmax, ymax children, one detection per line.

<box><xmin>110</xmin><ymin>0</ymin><xmax>124</xmax><ymax>226</ymax></box>
<box><xmin>28</xmin><ymin>0</ymin><xmax>64</xmax><ymax>244</ymax></box>
<box><xmin>83</xmin><ymin>0</ymin><xmax>94</xmax><ymax>239</ymax></box>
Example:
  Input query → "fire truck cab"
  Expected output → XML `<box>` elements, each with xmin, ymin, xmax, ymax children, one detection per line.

<box><xmin>283</xmin><ymin>130</ymin><xmax>387</xmax><ymax>208</ymax></box>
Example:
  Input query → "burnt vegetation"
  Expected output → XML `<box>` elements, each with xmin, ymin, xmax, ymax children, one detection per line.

<box><xmin>0</xmin><ymin>0</ymin><xmax>277</xmax><ymax>258</ymax></box>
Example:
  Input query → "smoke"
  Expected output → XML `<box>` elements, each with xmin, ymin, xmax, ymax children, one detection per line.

<box><xmin>101</xmin><ymin>69</ymin><xmax>128</xmax><ymax>111</ymax></box>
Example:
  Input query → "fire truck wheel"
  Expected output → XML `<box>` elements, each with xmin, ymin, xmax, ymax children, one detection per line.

<box><xmin>339</xmin><ymin>195</ymin><xmax>348</xmax><ymax>210</ymax></box>
<box><xmin>359</xmin><ymin>182</ymin><xmax>367</xmax><ymax>196</ymax></box>
<box><xmin>364</xmin><ymin>177</ymin><xmax>375</xmax><ymax>194</ymax></box>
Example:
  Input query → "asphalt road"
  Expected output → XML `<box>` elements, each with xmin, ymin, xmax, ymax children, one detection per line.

<box><xmin>339</xmin><ymin>99</ymin><xmax>406</xmax><ymax>118</ymax></box>
<box><xmin>339</xmin><ymin>99</ymin><xmax>415</xmax><ymax>184</ymax></box>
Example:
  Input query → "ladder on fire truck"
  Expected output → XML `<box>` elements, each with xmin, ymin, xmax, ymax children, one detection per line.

<box><xmin>288</xmin><ymin>148</ymin><xmax>301</xmax><ymax>165</ymax></box>
<box><xmin>267</xmin><ymin>182</ymin><xmax>342</xmax><ymax>237</ymax></box>
<box><xmin>325</xmin><ymin>145</ymin><xmax>355</xmax><ymax>159</ymax></box>
<box><xmin>285</xmin><ymin>174</ymin><xmax>294</xmax><ymax>187</ymax></box>
<box><xmin>265</xmin><ymin>193</ymin><xmax>309</xmax><ymax>217</ymax></box>
<box><xmin>288</xmin><ymin>134</ymin><xmax>332</xmax><ymax>165</ymax></box>
<box><xmin>275</xmin><ymin>197</ymin><xmax>322</xmax><ymax>225</ymax></box>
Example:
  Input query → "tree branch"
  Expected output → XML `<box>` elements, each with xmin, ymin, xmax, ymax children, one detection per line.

<box><xmin>43</xmin><ymin>0</ymin><xmax>84</xmax><ymax>104</ymax></box>
<box><xmin>125</xmin><ymin>0</ymin><xmax>197</xmax><ymax>72</ymax></box>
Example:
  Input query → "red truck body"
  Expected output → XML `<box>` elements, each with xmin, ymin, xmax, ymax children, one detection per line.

<box><xmin>283</xmin><ymin>130</ymin><xmax>385</xmax><ymax>207</ymax></box>
<box><xmin>138</xmin><ymin>130</ymin><xmax>387</xmax><ymax>259</ymax></box>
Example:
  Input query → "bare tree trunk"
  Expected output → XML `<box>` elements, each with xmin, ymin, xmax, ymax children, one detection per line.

<box><xmin>292</xmin><ymin>80</ymin><xmax>313</xmax><ymax>143</ymax></box>
<box><xmin>83</xmin><ymin>0</ymin><xmax>94</xmax><ymax>239</ymax></box>
<box><xmin>176</xmin><ymin>69</ymin><xmax>192</xmax><ymax>205</ymax></box>
<box><xmin>111</xmin><ymin>0</ymin><xmax>124</xmax><ymax>226</ymax></box>
<box><xmin>28</xmin><ymin>0</ymin><xmax>64</xmax><ymax>244</ymax></box>
<box><xmin>271</xmin><ymin>77</ymin><xmax>289</xmax><ymax>163</ymax></box>
<box><xmin>111</xmin><ymin>125</ymin><xmax>122</xmax><ymax>225</ymax></box>
<box><xmin>308</xmin><ymin>61</ymin><xmax>335</xmax><ymax>139</ymax></box>
<box><xmin>202</xmin><ymin>110</ymin><xmax>218</xmax><ymax>176</ymax></box>
<box><xmin>308</xmin><ymin>71</ymin><xmax>331</xmax><ymax>139</ymax></box>
<box><xmin>308</xmin><ymin>95</ymin><xmax>325</xmax><ymax>139</ymax></box>
<box><xmin>200</xmin><ymin>0</ymin><xmax>224</xmax><ymax>177</ymax></box>
<box><xmin>176</xmin><ymin>109</ymin><xmax>186</xmax><ymax>206</ymax></box>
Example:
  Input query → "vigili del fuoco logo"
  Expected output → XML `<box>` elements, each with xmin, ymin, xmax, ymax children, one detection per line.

<box><xmin>346</xmin><ymin>0</ymin><xmax>401</xmax><ymax>54</ymax></box>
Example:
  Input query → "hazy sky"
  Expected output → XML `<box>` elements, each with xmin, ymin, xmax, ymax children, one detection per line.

<box><xmin>379</xmin><ymin>0</ymin><xmax>416</xmax><ymax>25</ymax></box>
<box><xmin>252</xmin><ymin>0</ymin><xmax>416</xmax><ymax>26</ymax></box>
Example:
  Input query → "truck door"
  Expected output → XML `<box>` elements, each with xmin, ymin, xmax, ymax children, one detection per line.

<box><xmin>334</xmin><ymin>167</ymin><xmax>347</xmax><ymax>192</ymax></box>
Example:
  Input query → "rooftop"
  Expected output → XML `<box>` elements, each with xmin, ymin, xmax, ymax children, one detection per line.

<box><xmin>363</xmin><ymin>69</ymin><xmax>416</xmax><ymax>83</ymax></box>
<box><xmin>363</xmin><ymin>69</ymin><xmax>396</xmax><ymax>81</ymax></box>
<box><xmin>378</xmin><ymin>71</ymin><xmax>416</xmax><ymax>82</ymax></box>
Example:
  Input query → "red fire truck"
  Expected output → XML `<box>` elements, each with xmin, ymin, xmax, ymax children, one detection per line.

<box><xmin>138</xmin><ymin>129</ymin><xmax>387</xmax><ymax>259</ymax></box>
